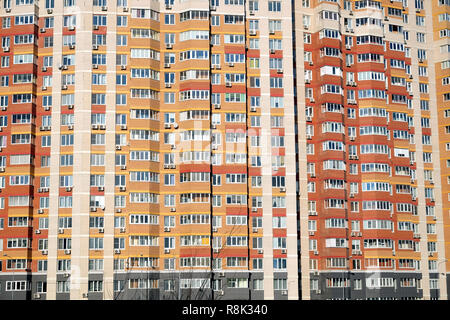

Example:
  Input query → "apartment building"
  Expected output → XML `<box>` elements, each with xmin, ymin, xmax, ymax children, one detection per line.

<box><xmin>0</xmin><ymin>0</ymin><xmax>448</xmax><ymax>301</ymax></box>
<box><xmin>0</xmin><ymin>0</ymin><xmax>299</xmax><ymax>300</ymax></box>
<box><xmin>295</xmin><ymin>0</ymin><xmax>448</xmax><ymax>300</ymax></box>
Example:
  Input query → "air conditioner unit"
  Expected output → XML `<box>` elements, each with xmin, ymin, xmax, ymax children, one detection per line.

<box><xmin>252</xmin><ymin>207</ymin><xmax>258</xmax><ymax>212</ymax></box>
<box><xmin>219</xmin><ymin>272</ymin><xmax>225</xmax><ymax>277</ymax></box>
<box><xmin>119</xmin><ymin>186</ymin><xmax>126</xmax><ymax>192</ymax></box>
<box><xmin>38</xmin><ymin>209</ymin><xmax>44</xmax><ymax>214</ymax></box>
<box><xmin>102</xmin><ymin>6</ymin><xmax>108</xmax><ymax>11</ymax></box>
<box><xmin>350</xmin><ymin>136</ymin><xmax>355</xmax><ymax>141</ymax></box>
<box><xmin>120</xmin><ymin>124</ymin><xmax>127</xmax><ymax>130</ymax></box>
<box><xmin>5</xmin><ymin>8</ymin><xmax>11</xmax><ymax>12</ymax></box>
<box><xmin>64</xmin><ymin>249</ymin><xmax>71</xmax><ymax>255</ymax></box>
<box><xmin>123</xmin><ymin>7</ymin><xmax>129</xmax><ymax>12</ymax></box>
<box><xmin>309</xmin><ymin>211</ymin><xmax>317</xmax><ymax>216</ymax></box>
<box><xmin>62</xmin><ymin>85</ymin><xmax>68</xmax><ymax>90</ymax></box>
<box><xmin>212</xmin><ymin>64</ymin><xmax>221</xmax><ymax>69</ymax></box>
<box><xmin>228</xmin><ymin>62</ymin><xmax>234</xmax><ymax>67</ymax></box>
<box><xmin>305</xmin><ymin>79</ymin><xmax>311</xmax><ymax>84</ymax></box>
<box><xmin>33</xmin><ymin>293</ymin><xmax>41</xmax><ymax>299</ymax></box>
<box><xmin>82</xmin><ymin>293</ymin><xmax>89</xmax><ymax>299</ymax></box>
<box><xmin>47</xmin><ymin>8</ymin><xmax>53</xmax><ymax>14</ymax></box>
<box><xmin>120</xmin><ymin>227</ymin><xmax>126</xmax><ymax>233</ymax></box>
<box><xmin>306</xmin><ymin>134</ymin><xmax>312</xmax><ymax>140</ymax></box>
<box><xmin>226</xmin><ymin>82</ymin><xmax>232</xmax><ymax>87</ymax></box>
<box><xmin>116</xmin><ymin>208</ymin><xmax>122</xmax><ymax>213</ymax></box>
<box><xmin>170</xmin><ymin>207</ymin><xmax>176</xmax><ymax>212</ymax></box>
<box><xmin>213</xmin><ymin>248</ymin><xmax>220</xmax><ymax>253</ymax></box>
<box><xmin>93</xmin><ymin>64</ymin><xmax>98</xmax><ymax>69</ymax></box>
<box><xmin>41</xmin><ymin>86</ymin><xmax>47</xmax><ymax>91</ymax></box>
<box><xmin>164</xmin><ymin>63</ymin><xmax>171</xmax><ymax>68</ymax></box>
<box><xmin>276</xmin><ymin>69</ymin><xmax>283</xmax><ymax>74</ymax></box>
<box><xmin>42</xmin><ymin>66</ymin><xmax>48</xmax><ymax>72</ymax></box>
<box><xmin>3</xmin><ymin>47</ymin><xmax>10</xmax><ymax>52</ymax></box>
<box><xmin>430</xmin><ymin>198</ymin><xmax>435</xmax><ymax>203</ymax></box>
<box><xmin>115</xmin><ymin>145</ymin><xmax>121</xmax><ymax>150</ymax></box>
<box><xmin>61</xmin><ymin>65</ymin><xmax>68</xmax><ymax>70</ymax></box>
<box><xmin>257</xmin><ymin>249</ymin><xmax>264</xmax><ymax>254</ymax></box>
<box><xmin>92</xmin><ymin>44</ymin><xmax>98</xmax><ymax>50</ymax></box>
<box><xmin>1</xmin><ymin>106</ymin><xmax>6</xmax><ymax>111</ymax></box>
<box><xmin>310</xmin><ymin>98</ymin><xmax>315</xmax><ymax>103</ymax></box>
<box><xmin>98</xmin><ymin>228</ymin><xmax>104</xmax><ymax>233</ymax></box>
<box><xmin>270</xmin><ymin>49</ymin><xmax>276</xmax><ymax>54</ymax></box>
<box><xmin>171</xmin><ymin>144</ymin><xmax>176</xmax><ymax>150</ymax></box>
<box><xmin>121</xmin><ymin>65</ymin><xmax>126</xmax><ymax>70</ymax></box>
<box><xmin>120</xmin><ymin>165</ymin><xmax>126</xmax><ymax>170</ymax></box>
<box><xmin>40</xmin><ymin>28</ymin><xmax>46</xmax><ymax>33</ymax></box>
<box><xmin>93</xmin><ymin>25</ymin><xmax>99</xmax><ymax>30</ymax></box>
<box><xmin>212</xmin><ymin>145</ymin><xmax>218</xmax><ymax>150</ymax></box>
<box><xmin>67</xmin><ymin>104</ymin><xmax>74</xmax><ymax>109</ymax></box>
<box><xmin>314</xmin><ymin>251</ymin><xmax>319</xmax><ymax>255</ymax></box>
<box><xmin>35</xmin><ymin>229</ymin><xmax>41</xmax><ymax>234</ymax></box>
<box><xmin>69</xmin><ymin>44</ymin><xmax>75</xmax><ymax>49</ymax></box>
<box><xmin>68</xmin><ymin>26</ymin><xmax>75</xmax><ymax>31</ymax></box>
<box><xmin>306</xmin><ymin>116</ymin><xmax>312</xmax><ymax>122</ymax></box>
<box><xmin>68</xmin><ymin>125</ymin><xmax>74</xmax><ymax>130</ymax></box>
<box><xmin>214</xmin><ymin>104</ymin><xmax>221</xmax><ymax>109</ymax></box>
<box><xmin>44</xmin><ymin>107</ymin><xmax>50</xmax><ymax>111</ymax></box>
<box><xmin>429</xmin><ymin>180</ymin><xmax>434</xmax><ymax>185</ymax></box>
<box><xmin>346</xmin><ymin>44</ymin><xmax>351</xmax><ymax>50</ymax></box>
<box><xmin>114</xmin><ymin>249</ymin><xmax>121</xmax><ymax>254</ymax></box>
<box><xmin>41</xmin><ymin>250</ymin><xmax>48</xmax><ymax>255</ymax></box>
<box><xmin>164</xmin><ymin>249</ymin><xmax>170</xmax><ymax>254</ymax></box>
<box><xmin>0</xmin><ymin>167</ymin><xmax>4</xmax><ymax>172</ymax></box>
<box><xmin>253</xmin><ymin>228</ymin><xmax>258</xmax><ymax>233</ymax></box>
<box><xmin>64</xmin><ymin>272</ymin><xmax>70</xmax><ymax>278</ymax></box>
<box><xmin>250</xmin><ymin>106</ymin><xmax>257</xmax><ymax>112</ymax></box>
<box><xmin>309</xmin><ymin>61</ymin><xmax>313</xmax><ymax>66</ymax></box>
<box><xmin>249</xmin><ymin>10</ymin><xmax>255</xmax><ymax>15</ymax></box>
<box><xmin>58</xmin><ymin>228</ymin><xmax>64</xmax><ymax>234</ymax></box>
<box><xmin>166</xmin><ymin>4</ymin><xmax>172</xmax><ymax>9</ymax></box>
<box><xmin>166</xmin><ymin>43</ymin><xmax>173</xmax><ymax>49</ymax></box>
<box><xmin>90</xmin><ymin>207</ymin><xmax>97</xmax><ymax>212</ymax></box>
<box><xmin>166</xmin><ymin>123</ymin><xmax>172</xmax><ymax>129</ymax></box>
<box><xmin>280</xmin><ymin>187</ymin><xmax>286</xmax><ymax>192</ymax></box>
<box><xmin>303</xmin><ymin>25</ymin><xmax>309</xmax><ymax>30</ymax></box>
<box><xmin>281</xmin><ymin>290</ymin><xmax>288</xmax><ymax>296</ymax></box>
<box><xmin>164</xmin><ymin>227</ymin><xmax>171</xmax><ymax>232</ymax></box>
<box><xmin>249</xmin><ymin>30</ymin><xmax>257</xmax><ymax>36</ymax></box>
<box><xmin>281</xmin><ymin>249</ymin><xmax>287</xmax><ymax>254</ymax></box>
<box><xmin>165</xmin><ymin>83</ymin><xmax>172</xmax><ymax>88</ymax></box>
<box><xmin>212</xmin><ymin>227</ymin><xmax>218</xmax><ymax>232</ymax></box>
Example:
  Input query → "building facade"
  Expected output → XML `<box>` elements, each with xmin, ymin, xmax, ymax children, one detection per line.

<box><xmin>0</xmin><ymin>0</ymin><xmax>448</xmax><ymax>300</ymax></box>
